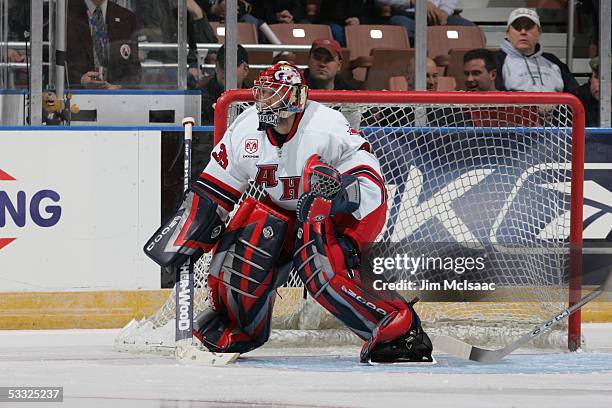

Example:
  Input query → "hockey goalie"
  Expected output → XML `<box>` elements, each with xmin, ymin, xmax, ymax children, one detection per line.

<box><xmin>144</xmin><ymin>62</ymin><xmax>433</xmax><ymax>364</ymax></box>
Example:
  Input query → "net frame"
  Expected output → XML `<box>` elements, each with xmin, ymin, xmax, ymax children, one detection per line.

<box><xmin>214</xmin><ymin>89</ymin><xmax>585</xmax><ymax>350</ymax></box>
<box><xmin>114</xmin><ymin>90</ymin><xmax>585</xmax><ymax>354</ymax></box>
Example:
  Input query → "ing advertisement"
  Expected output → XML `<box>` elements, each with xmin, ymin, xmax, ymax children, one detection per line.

<box><xmin>0</xmin><ymin>130</ymin><xmax>160</xmax><ymax>291</ymax></box>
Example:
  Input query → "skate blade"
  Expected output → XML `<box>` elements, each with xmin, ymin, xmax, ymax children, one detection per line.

<box><xmin>176</xmin><ymin>346</ymin><xmax>240</xmax><ymax>366</ymax></box>
<box><xmin>366</xmin><ymin>356</ymin><xmax>437</xmax><ymax>366</ymax></box>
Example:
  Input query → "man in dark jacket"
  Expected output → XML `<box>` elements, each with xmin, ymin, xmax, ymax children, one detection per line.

<box><xmin>135</xmin><ymin>0</ymin><xmax>217</xmax><ymax>88</ymax></box>
<box><xmin>66</xmin><ymin>0</ymin><xmax>141</xmax><ymax>89</ymax></box>
<box><xmin>495</xmin><ymin>8</ymin><xmax>577</xmax><ymax>94</ymax></box>
<box><xmin>303</xmin><ymin>39</ymin><xmax>359</xmax><ymax>90</ymax></box>
<box><xmin>578</xmin><ymin>56</ymin><xmax>612</xmax><ymax>127</ymax></box>
<box><xmin>199</xmin><ymin>44</ymin><xmax>250</xmax><ymax>125</ymax></box>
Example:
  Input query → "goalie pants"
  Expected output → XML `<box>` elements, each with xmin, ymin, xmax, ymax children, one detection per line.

<box><xmin>194</xmin><ymin>198</ymin><xmax>414</xmax><ymax>353</ymax></box>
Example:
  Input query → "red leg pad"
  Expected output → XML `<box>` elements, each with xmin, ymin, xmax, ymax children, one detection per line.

<box><xmin>199</xmin><ymin>198</ymin><xmax>290</xmax><ymax>353</ymax></box>
<box><xmin>294</xmin><ymin>216</ymin><xmax>413</xmax><ymax>341</ymax></box>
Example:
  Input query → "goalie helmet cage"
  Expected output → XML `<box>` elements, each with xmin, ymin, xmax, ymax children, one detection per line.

<box><xmin>115</xmin><ymin>90</ymin><xmax>584</xmax><ymax>354</ymax></box>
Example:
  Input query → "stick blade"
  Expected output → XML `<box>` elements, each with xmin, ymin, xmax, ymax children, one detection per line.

<box><xmin>433</xmin><ymin>335</ymin><xmax>504</xmax><ymax>363</ymax></box>
<box><xmin>432</xmin><ymin>335</ymin><xmax>474</xmax><ymax>360</ymax></box>
<box><xmin>176</xmin><ymin>346</ymin><xmax>240</xmax><ymax>366</ymax></box>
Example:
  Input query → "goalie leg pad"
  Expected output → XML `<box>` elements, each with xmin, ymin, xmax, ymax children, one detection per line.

<box><xmin>294</xmin><ymin>216</ymin><xmax>412</xmax><ymax>341</ymax></box>
<box><xmin>144</xmin><ymin>190</ymin><xmax>224</xmax><ymax>267</ymax></box>
<box><xmin>197</xmin><ymin>198</ymin><xmax>290</xmax><ymax>353</ymax></box>
<box><xmin>193</xmin><ymin>307</ymin><xmax>272</xmax><ymax>354</ymax></box>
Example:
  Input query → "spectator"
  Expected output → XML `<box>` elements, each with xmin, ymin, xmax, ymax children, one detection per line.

<box><xmin>198</xmin><ymin>44</ymin><xmax>250</xmax><ymax>125</ymax></box>
<box><xmin>425</xmin><ymin>57</ymin><xmax>439</xmax><ymax>91</ymax></box>
<box><xmin>411</xmin><ymin>57</ymin><xmax>440</xmax><ymax>91</ymax></box>
<box><xmin>375</xmin><ymin>0</ymin><xmax>474</xmax><ymax>40</ymax></box>
<box><xmin>208</xmin><ymin>1</ymin><xmax>266</xmax><ymax>42</ymax></box>
<box><xmin>66</xmin><ymin>0</ymin><xmax>141</xmax><ymax>89</ymax></box>
<box><xmin>578</xmin><ymin>56</ymin><xmax>612</xmax><ymax>127</ymax></box>
<box><xmin>209</xmin><ymin>0</ymin><xmax>261</xmax><ymax>26</ymax></box>
<box><xmin>495</xmin><ymin>8</ymin><xmax>578</xmax><ymax>94</ymax></box>
<box><xmin>253</xmin><ymin>0</ymin><xmax>308</xmax><ymax>25</ymax></box>
<box><xmin>311</xmin><ymin>0</ymin><xmax>372</xmax><ymax>46</ymax></box>
<box><xmin>3</xmin><ymin>0</ymin><xmax>50</xmax><ymax>88</ymax></box>
<box><xmin>405</xmin><ymin>57</ymin><xmax>439</xmax><ymax>90</ymax></box>
<box><xmin>463</xmin><ymin>48</ymin><xmax>497</xmax><ymax>91</ymax></box>
<box><xmin>303</xmin><ymin>39</ymin><xmax>358</xmax><ymax>90</ymax></box>
<box><xmin>5</xmin><ymin>0</ymin><xmax>26</xmax><ymax>63</ymax></box>
<box><xmin>135</xmin><ymin>0</ymin><xmax>217</xmax><ymax>88</ymax></box>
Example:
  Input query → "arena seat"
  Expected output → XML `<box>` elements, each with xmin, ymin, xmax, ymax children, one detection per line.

<box><xmin>210</xmin><ymin>22</ymin><xmax>258</xmax><ymax>44</ymax></box>
<box><xmin>268</xmin><ymin>24</ymin><xmax>333</xmax><ymax>64</ymax></box>
<box><xmin>210</xmin><ymin>22</ymin><xmax>272</xmax><ymax>68</ymax></box>
<box><xmin>345</xmin><ymin>25</ymin><xmax>410</xmax><ymax>81</ymax></box>
<box><xmin>427</xmin><ymin>26</ymin><xmax>486</xmax><ymax>66</ymax></box>
<box><xmin>363</xmin><ymin>48</ymin><xmax>414</xmax><ymax>90</ymax></box>
<box><xmin>437</xmin><ymin>76</ymin><xmax>457</xmax><ymax>91</ymax></box>
<box><xmin>387</xmin><ymin>75</ymin><xmax>409</xmax><ymax>91</ymax></box>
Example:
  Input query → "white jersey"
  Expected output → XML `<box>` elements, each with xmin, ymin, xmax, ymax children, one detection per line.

<box><xmin>195</xmin><ymin>101</ymin><xmax>386</xmax><ymax>221</ymax></box>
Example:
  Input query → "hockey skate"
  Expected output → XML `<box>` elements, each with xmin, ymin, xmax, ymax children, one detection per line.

<box><xmin>360</xmin><ymin>300</ymin><xmax>434</xmax><ymax>364</ymax></box>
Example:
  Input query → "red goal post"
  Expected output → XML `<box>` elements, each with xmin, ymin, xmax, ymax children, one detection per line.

<box><xmin>213</xmin><ymin>89</ymin><xmax>585</xmax><ymax>350</ymax></box>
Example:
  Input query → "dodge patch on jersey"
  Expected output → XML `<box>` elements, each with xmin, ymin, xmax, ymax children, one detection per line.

<box><xmin>245</xmin><ymin>139</ymin><xmax>258</xmax><ymax>154</ymax></box>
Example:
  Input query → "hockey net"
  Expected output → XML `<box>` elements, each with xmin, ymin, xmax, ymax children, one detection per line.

<box><xmin>115</xmin><ymin>90</ymin><xmax>584</xmax><ymax>354</ymax></box>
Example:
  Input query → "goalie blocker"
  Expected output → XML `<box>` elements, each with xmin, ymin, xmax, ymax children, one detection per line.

<box><xmin>144</xmin><ymin>189</ymin><xmax>225</xmax><ymax>267</ymax></box>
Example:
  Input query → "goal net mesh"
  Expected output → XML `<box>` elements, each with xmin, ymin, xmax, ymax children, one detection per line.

<box><xmin>115</xmin><ymin>95</ymin><xmax>581</xmax><ymax>354</ymax></box>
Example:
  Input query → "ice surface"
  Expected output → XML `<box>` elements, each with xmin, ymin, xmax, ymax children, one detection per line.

<box><xmin>0</xmin><ymin>325</ymin><xmax>611</xmax><ymax>408</ymax></box>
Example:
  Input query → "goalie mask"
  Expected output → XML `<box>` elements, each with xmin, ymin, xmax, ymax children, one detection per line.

<box><xmin>253</xmin><ymin>62</ymin><xmax>308</xmax><ymax>130</ymax></box>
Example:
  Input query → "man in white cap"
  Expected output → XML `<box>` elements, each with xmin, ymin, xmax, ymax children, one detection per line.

<box><xmin>495</xmin><ymin>8</ymin><xmax>578</xmax><ymax>94</ymax></box>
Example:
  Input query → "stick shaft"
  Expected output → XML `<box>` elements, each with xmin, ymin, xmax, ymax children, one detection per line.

<box><xmin>175</xmin><ymin>119</ymin><xmax>195</xmax><ymax>346</ymax></box>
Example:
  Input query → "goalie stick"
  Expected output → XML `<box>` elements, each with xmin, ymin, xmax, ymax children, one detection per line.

<box><xmin>433</xmin><ymin>266</ymin><xmax>612</xmax><ymax>363</ymax></box>
<box><xmin>173</xmin><ymin>117</ymin><xmax>239</xmax><ymax>366</ymax></box>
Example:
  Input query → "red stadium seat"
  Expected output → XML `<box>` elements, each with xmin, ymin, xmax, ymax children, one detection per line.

<box><xmin>387</xmin><ymin>75</ymin><xmax>409</xmax><ymax>91</ymax></box>
<box><xmin>267</xmin><ymin>24</ymin><xmax>333</xmax><ymax>65</ymax></box>
<box><xmin>210</xmin><ymin>22</ymin><xmax>258</xmax><ymax>44</ymax></box>
<box><xmin>345</xmin><ymin>25</ymin><xmax>410</xmax><ymax>81</ymax></box>
<box><xmin>427</xmin><ymin>26</ymin><xmax>486</xmax><ymax>64</ymax></box>
<box><xmin>436</xmin><ymin>76</ymin><xmax>457</xmax><ymax>91</ymax></box>
<box><xmin>363</xmin><ymin>48</ymin><xmax>414</xmax><ymax>90</ymax></box>
<box><xmin>210</xmin><ymin>22</ymin><xmax>272</xmax><ymax>70</ymax></box>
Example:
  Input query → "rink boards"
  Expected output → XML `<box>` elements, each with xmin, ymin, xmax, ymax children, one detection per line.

<box><xmin>0</xmin><ymin>127</ymin><xmax>611</xmax><ymax>329</ymax></box>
